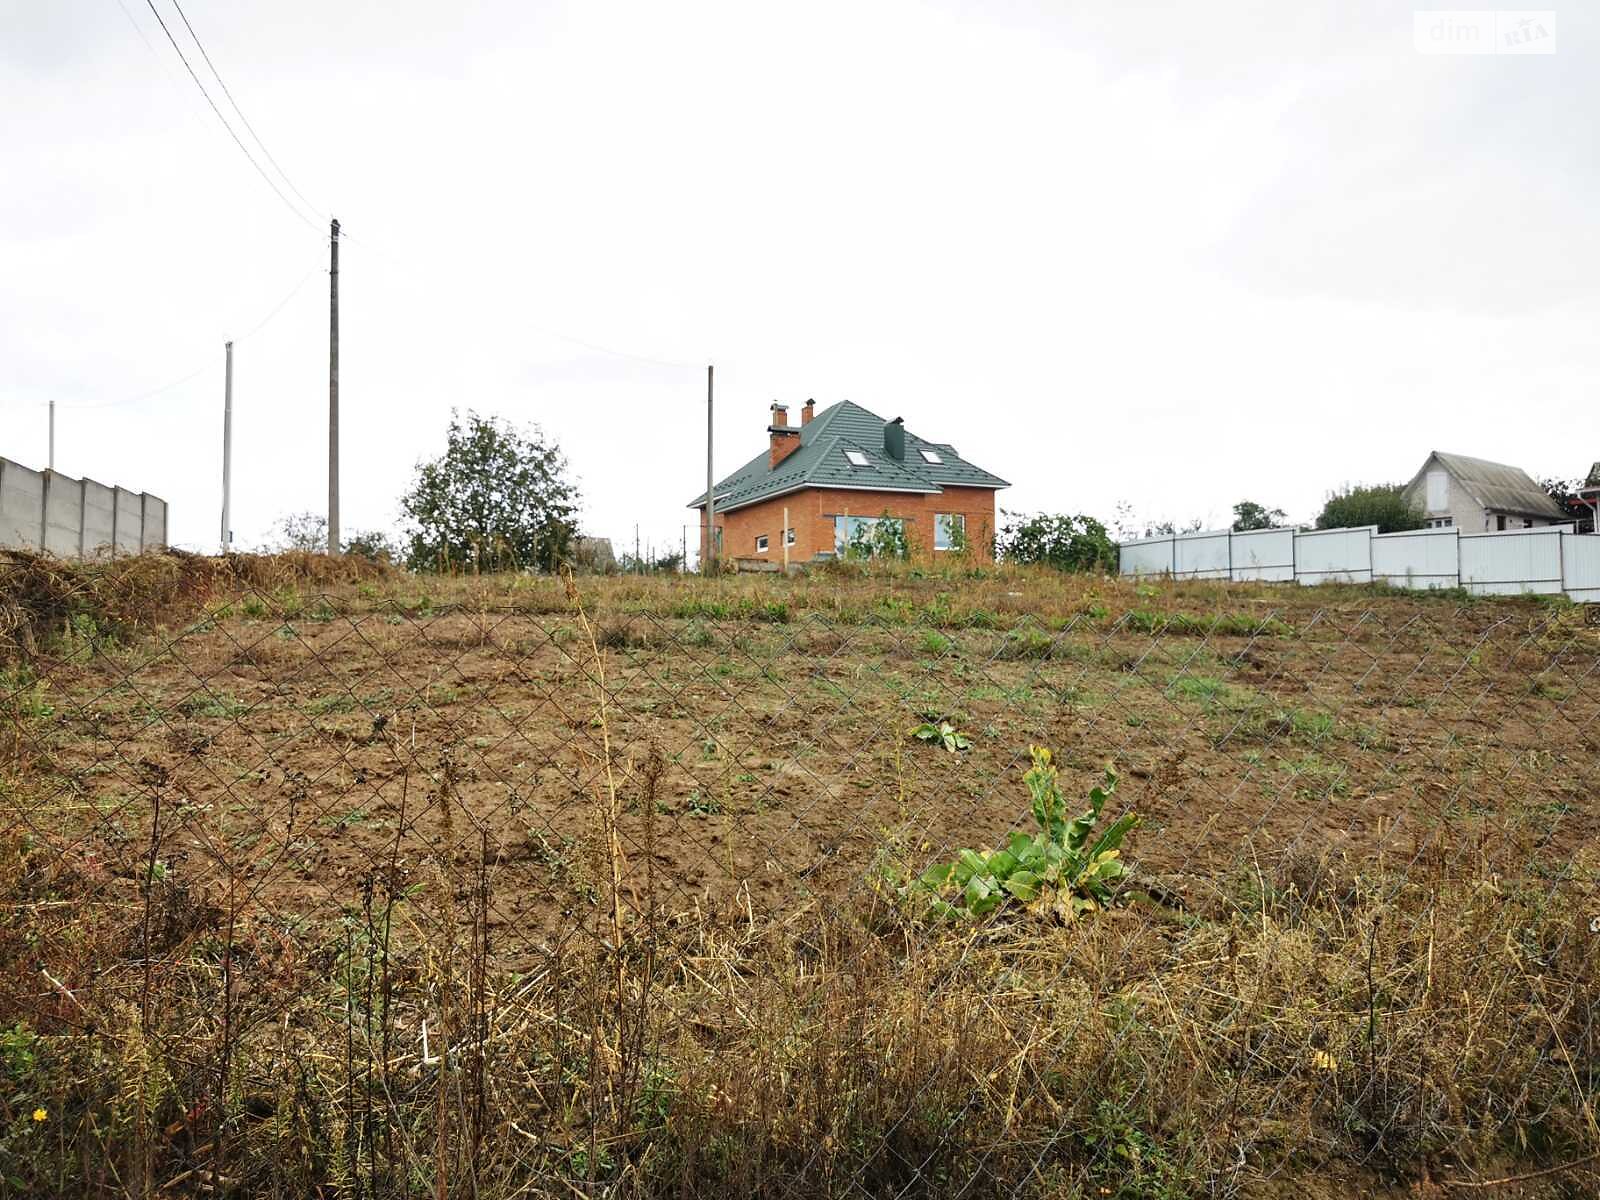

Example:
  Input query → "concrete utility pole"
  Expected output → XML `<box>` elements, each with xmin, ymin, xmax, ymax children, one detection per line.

<box><xmin>705</xmin><ymin>364</ymin><xmax>714</xmax><ymax>573</ymax></box>
<box><xmin>48</xmin><ymin>401</ymin><xmax>55</xmax><ymax>471</ymax></box>
<box><xmin>327</xmin><ymin>217</ymin><xmax>340</xmax><ymax>555</ymax></box>
<box><xmin>221</xmin><ymin>341</ymin><xmax>233</xmax><ymax>553</ymax></box>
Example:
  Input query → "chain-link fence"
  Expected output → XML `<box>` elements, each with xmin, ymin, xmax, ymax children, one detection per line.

<box><xmin>2</xmin><ymin>560</ymin><xmax>1597</xmax><ymax>1197</ymax></box>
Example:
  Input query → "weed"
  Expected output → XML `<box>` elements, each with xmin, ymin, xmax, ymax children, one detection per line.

<box><xmin>896</xmin><ymin>751</ymin><xmax>1136</xmax><ymax>920</ymax></box>
<box><xmin>910</xmin><ymin>721</ymin><xmax>971</xmax><ymax>753</ymax></box>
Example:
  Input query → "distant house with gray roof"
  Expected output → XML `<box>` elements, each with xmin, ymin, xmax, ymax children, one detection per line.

<box><xmin>687</xmin><ymin>399</ymin><xmax>1008</xmax><ymax>566</ymax></box>
<box><xmin>1400</xmin><ymin>451</ymin><xmax>1567</xmax><ymax>532</ymax></box>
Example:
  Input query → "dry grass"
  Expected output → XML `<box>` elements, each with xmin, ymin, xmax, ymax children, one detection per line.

<box><xmin>0</xmin><ymin>555</ymin><xmax>1596</xmax><ymax>1198</ymax></box>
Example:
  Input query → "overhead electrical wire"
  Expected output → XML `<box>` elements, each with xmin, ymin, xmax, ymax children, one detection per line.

<box><xmin>50</xmin><ymin>262</ymin><xmax>323</xmax><ymax>412</ymax></box>
<box><xmin>113</xmin><ymin>4</ymin><xmax>704</xmax><ymax>375</ymax></box>
<box><xmin>139</xmin><ymin>0</ymin><xmax>322</xmax><ymax>233</ymax></box>
<box><xmin>165</xmin><ymin>0</ymin><xmax>324</xmax><ymax>221</ymax></box>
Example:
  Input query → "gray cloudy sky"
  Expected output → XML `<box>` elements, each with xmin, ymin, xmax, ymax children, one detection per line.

<box><xmin>3</xmin><ymin>1</ymin><xmax>1594</xmax><ymax>556</ymax></box>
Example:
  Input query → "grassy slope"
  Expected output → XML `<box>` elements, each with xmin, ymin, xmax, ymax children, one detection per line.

<box><xmin>0</xmin><ymin>554</ymin><xmax>1596</xmax><ymax>1197</ymax></box>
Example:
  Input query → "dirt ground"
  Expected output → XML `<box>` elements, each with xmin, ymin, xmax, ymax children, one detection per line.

<box><xmin>10</xmin><ymin>574</ymin><xmax>1598</xmax><ymax>971</ymax></box>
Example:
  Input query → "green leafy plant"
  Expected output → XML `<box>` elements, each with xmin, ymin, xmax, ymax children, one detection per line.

<box><xmin>911</xmin><ymin>721</ymin><xmax>971</xmax><ymax>753</ymax></box>
<box><xmin>996</xmin><ymin>511</ymin><xmax>1117</xmax><ymax>572</ymax></box>
<box><xmin>846</xmin><ymin>511</ymin><xmax>910</xmax><ymax>560</ymax></box>
<box><xmin>899</xmin><ymin>749</ymin><xmax>1136</xmax><ymax>920</ymax></box>
<box><xmin>1315</xmin><ymin>483</ymin><xmax>1423</xmax><ymax>533</ymax></box>
<box><xmin>401</xmin><ymin>410</ymin><xmax>581</xmax><ymax>573</ymax></box>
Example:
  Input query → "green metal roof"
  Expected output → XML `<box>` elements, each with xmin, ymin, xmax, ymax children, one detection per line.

<box><xmin>686</xmin><ymin>400</ymin><xmax>1009</xmax><ymax>513</ymax></box>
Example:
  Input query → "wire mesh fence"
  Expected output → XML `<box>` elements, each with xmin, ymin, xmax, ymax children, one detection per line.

<box><xmin>1</xmin><ymin>560</ymin><xmax>1597</xmax><ymax>1197</ymax></box>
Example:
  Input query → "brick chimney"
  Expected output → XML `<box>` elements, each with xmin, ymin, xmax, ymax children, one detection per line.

<box><xmin>801</xmin><ymin>398</ymin><xmax>815</xmax><ymax>426</ymax></box>
<box><xmin>769</xmin><ymin>402</ymin><xmax>801</xmax><ymax>469</ymax></box>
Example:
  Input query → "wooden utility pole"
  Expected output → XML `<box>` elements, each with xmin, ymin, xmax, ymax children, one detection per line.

<box><xmin>783</xmin><ymin>505</ymin><xmax>789</xmax><ymax>572</ymax></box>
<box><xmin>327</xmin><ymin>217</ymin><xmax>340</xmax><ymax>555</ymax></box>
<box><xmin>221</xmin><ymin>341</ymin><xmax>233</xmax><ymax>553</ymax></box>
<box><xmin>705</xmin><ymin>364</ymin><xmax>714</xmax><ymax>573</ymax></box>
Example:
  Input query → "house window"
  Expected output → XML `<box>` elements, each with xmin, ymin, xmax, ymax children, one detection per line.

<box><xmin>1496</xmin><ymin>514</ymin><xmax>1507</xmax><ymax>531</ymax></box>
<box><xmin>1524</xmin><ymin>518</ymin><xmax>1534</xmax><ymax>528</ymax></box>
<box><xmin>934</xmin><ymin>513</ymin><xmax>965</xmax><ymax>550</ymax></box>
<box><xmin>834</xmin><ymin>514</ymin><xmax>904</xmax><ymax>557</ymax></box>
<box><xmin>755</xmin><ymin>534</ymin><xmax>769</xmax><ymax>553</ymax></box>
<box><xmin>844</xmin><ymin>450</ymin><xmax>871</xmax><ymax>467</ymax></box>
<box><xmin>785</xmin><ymin>527</ymin><xmax>796</xmax><ymax>546</ymax></box>
<box><xmin>919</xmin><ymin>449</ymin><xmax>943</xmax><ymax>464</ymax></box>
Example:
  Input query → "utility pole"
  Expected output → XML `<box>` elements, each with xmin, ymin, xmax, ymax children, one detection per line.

<box><xmin>705</xmin><ymin>364</ymin><xmax>714</xmax><ymax>573</ymax></box>
<box><xmin>221</xmin><ymin>341</ymin><xmax>233</xmax><ymax>553</ymax></box>
<box><xmin>635</xmin><ymin>524</ymin><xmax>641</xmax><ymax>573</ymax></box>
<box><xmin>47</xmin><ymin>401</ymin><xmax>55</xmax><ymax>471</ymax></box>
<box><xmin>681</xmin><ymin>525</ymin><xmax>687</xmax><ymax>573</ymax></box>
<box><xmin>327</xmin><ymin>217</ymin><xmax>340</xmax><ymax>556</ymax></box>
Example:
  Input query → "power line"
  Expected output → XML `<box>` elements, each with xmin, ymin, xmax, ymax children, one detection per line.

<box><xmin>138</xmin><ymin>0</ymin><xmax>321</xmax><ymax>234</ymax></box>
<box><xmin>51</xmin><ymin>262</ymin><xmax>322</xmax><ymax>412</ymax></box>
<box><xmin>335</xmin><ymin>227</ymin><xmax>703</xmax><ymax>372</ymax></box>
<box><xmin>165</xmin><ymin>0</ymin><xmax>323</xmax><ymax>221</ymax></box>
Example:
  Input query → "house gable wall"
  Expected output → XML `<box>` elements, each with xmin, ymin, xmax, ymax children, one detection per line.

<box><xmin>1404</xmin><ymin>460</ymin><xmax>1560</xmax><ymax>532</ymax></box>
<box><xmin>706</xmin><ymin>485</ymin><xmax>998</xmax><ymax>565</ymax></box>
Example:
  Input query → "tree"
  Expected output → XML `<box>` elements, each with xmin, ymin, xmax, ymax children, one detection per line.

<box><xmin>996</xmin><ymin>512</ymin><xmax>1117</xmax><ymax>572</ymax></box>
<box><xmin>1142</xmin><ymin>518</ymin><xmax>1203</xmax><ymax>538</ymax></box>
<box><xmin>1540</xmin><ymin>477</ymin><xmax>1594</xmax><ymax>534</ymax></box>
<box><xmin>1231</xmin><ymin>500</ymin><xmax>1286</xmax><ymax>532</ymax></box>
<box><xmin>1315</xmin><ymin>484</ymin><xmax>1423</xmax><ymax>534</ymax></box>
<box><xmin>400</xmin><ymin>411</ymin><xmax>581</xmax><ymax>573</ymax></box>
<box><xmin>268</xmin><ymin>511</ymin><xmax>327</xmax><ymax>552</ymax></box>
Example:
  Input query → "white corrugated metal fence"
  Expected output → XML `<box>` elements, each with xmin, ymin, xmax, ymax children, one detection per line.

<box><xmin>1120</xmin><ymin>523</ymin><xmax>1600</xmax><ymax>602</ymax></box>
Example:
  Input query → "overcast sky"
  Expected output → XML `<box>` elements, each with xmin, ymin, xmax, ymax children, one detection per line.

<box><xmin>3</xmin><ymin>1</ymin><xmax>1593</xmax><ymax>557</ymax></box>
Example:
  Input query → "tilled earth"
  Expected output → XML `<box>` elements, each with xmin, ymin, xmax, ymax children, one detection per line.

<box><xmin>11</xmin><ymin>583</ymin><xmax>1600</xmax><ymax>968</ymax></box>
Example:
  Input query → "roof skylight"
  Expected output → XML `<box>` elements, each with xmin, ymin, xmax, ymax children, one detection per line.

<box><xmin>919</xmin><ymin>449</ymin><xmax>943</xmax><ymax>464</ymax></box>
<box><xmin>845</xmin><ymin>450</ymin><xmax>871</xmax><ymax>467</ymax></box>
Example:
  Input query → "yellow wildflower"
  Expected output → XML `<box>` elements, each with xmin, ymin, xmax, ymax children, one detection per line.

<box><xmin>32</xmin><ymin>1108</ymin><xmax>47</xmax><ymax>1122</ymax></box>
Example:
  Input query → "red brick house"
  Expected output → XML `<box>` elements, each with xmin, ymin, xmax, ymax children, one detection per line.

<box><xmin>688</xmin><ymin>400</ymin><xmax>1008</xmax><ymax>567</ymax></box>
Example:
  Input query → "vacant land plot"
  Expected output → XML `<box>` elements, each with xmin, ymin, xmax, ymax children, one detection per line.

<box><xmin>2</xmin><ymin>555</ymin><xmax>1597</xmax><ymax>1198</ymax></box>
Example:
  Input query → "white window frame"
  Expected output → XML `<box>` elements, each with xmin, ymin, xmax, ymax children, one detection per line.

<box><xmin>844</xmin><ymin>449</ymin><xmax>871</xmax><ymax>467</ymax></box>
<box><xmin>933</xmin><ymin>512</ymin><xmax>965</xmax><ymax>551</ymax></box>
<box><xmin>755</xmin><ymin>534</ymin><xmax>769</xmax><ymax>553</ymax></box>
<box><xmin>919</xmin><ymin>448</ymin><xmax>943</xmax><ymax>464</ymax></box>
<box><xmin>784</xmin><ymin>527</ymin><xmax>796</xmax><ymax>546</ymax></box>
<box><xmin>834</xmin><ymin>514</ymin><xmax>904</xmax><ymax>556</ymax></box>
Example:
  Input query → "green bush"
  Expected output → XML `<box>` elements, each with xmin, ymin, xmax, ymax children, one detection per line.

<box><xmin>1315</xmin><ymin>484</ymin><xmax>1423</xmax><ymax>534</ymax></box>
<box><xmin>996</xmin><ymin>512</ymin><xmax>1117</xmax><ymax>572</ymax></box>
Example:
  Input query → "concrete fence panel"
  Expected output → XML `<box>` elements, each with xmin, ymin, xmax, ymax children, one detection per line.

<box><xmin>0</xmin><ymin>460</ymin><xmax>45</xmax><ymax>550</ymax></box>
<box><xmin>82</xmin><ymin>478</ymin><xmax>116</xmax><ymax>557</ymax></box>
<box><xmin>1371</xmin><ymin>528</ymin><xmax>1460</xmax><ymax>589</ymax></box>
<box><xmin>1460</xmin><ymin>527</ymin><xmax>1566</xmax><ymax>596</ymax></box>
<box><xmin>1561</xmin><ymin>533</ymin><xmax>1600</xmax><ymax>603</ymax></box>
<box><xmin>1293</xmin><ymin>526</ymin><xmax>1375</xmax><ymax>583</ymax></box>
<box><xmin>1119</xmin><ymin>536</ymin><xmax>1175</xmax><ymax>576</ymax></box>
<box><xmin>0</xmin><ymin>457</ymin><xmax>168</xmax><ymax>558</ymax></box>
<box><xmin>141</xmin><ymin>495</ymin><xmax>167</xmax><ymax>551</ymax></box>
<box><xmin>112</xmin><ymin>489</ymin><xmax>143</xmax><ymax>555</ymax></box>
<box><xmin>43</xmin><ymin>475</ymin><xmax>81</xmax><ymax>557</ymax></box>
<box><xmin>1173</xmin><ymin>529</ymin><xmax>1231</xmax><ymax>579</ymax></box>
<box><xmin>1229</xmin><ymin>527</ymin><xmax>1295</xmax><ymax>582</ymax></box>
